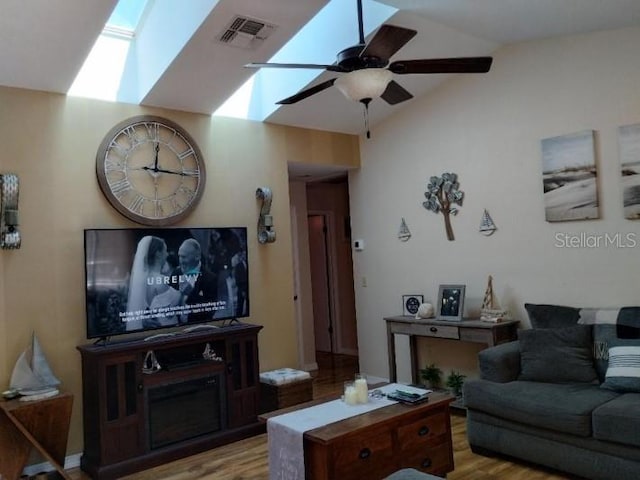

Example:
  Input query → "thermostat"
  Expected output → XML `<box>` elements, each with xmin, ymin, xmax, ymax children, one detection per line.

<box><xmin>353</xmin><ymin>239</ymin><xmax>364</xmax><ymax>251</ymax></box>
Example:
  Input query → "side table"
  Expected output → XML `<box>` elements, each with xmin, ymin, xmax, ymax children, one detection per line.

<box><xmin>385</xmin><ymin>316</ymin><xmax>519</xmax><ymax>384</ymax></box>
<box><xmin>0</xmin><ymin>392</ymin><xmax>73</xmax><ymax>480</ymax></box>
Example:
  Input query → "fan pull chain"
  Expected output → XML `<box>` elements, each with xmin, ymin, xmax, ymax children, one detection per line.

<box><xmin>361</xmin><ymin>98</ymin><xmax>372</xmax><ymax>139</ymax></box>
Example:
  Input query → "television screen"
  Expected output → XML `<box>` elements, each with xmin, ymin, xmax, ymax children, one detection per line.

<box><xmin>84</xmin><ymin>227</ymin><xmax>249</xmax><ymax>339</ymax></box>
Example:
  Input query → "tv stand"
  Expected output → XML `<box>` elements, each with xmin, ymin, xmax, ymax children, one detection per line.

<box><xmin>77</xmin><ymin>323</ymin><xmax>263</xmax><ymax>480</ymax></box>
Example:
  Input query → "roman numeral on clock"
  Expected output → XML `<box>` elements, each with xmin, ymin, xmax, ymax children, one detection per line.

<box><xmin>110</xmin><ymin>178</ymin><xmax>132</xmax><ymax>197</ymax></box>
<box><xmin>129</xmin><ymin>194</ymin><xmax>145</xmax><ymax>214</ymax></box>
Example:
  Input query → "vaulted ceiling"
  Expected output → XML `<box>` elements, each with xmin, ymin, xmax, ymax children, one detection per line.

<box><xmin>2</xmin><ymin>0</ymin><xmax>640</xmax><ymax>137</ymax></box>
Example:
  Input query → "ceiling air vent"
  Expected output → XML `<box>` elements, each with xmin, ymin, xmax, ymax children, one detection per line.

<box><xmin>218</xmin><ymin>16</ymin><xmax>276</xmax><ymax>49</ymax></box>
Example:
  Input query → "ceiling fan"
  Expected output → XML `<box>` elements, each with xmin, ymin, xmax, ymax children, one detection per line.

<box><xmin>245</xmin><ymin>0</ymin><xmax>493</xmax><ymax>114</ymax></box>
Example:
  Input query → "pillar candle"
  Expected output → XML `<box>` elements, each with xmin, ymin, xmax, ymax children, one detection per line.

<box><xmin>344</xmin><ymin>385</ymin><xmax>358</xmax><ymax>405</ymax></box>
<box><xmin>355</xmin><ymin>377</ymin><xmax>368</xmax><ymax>403</ymax></box>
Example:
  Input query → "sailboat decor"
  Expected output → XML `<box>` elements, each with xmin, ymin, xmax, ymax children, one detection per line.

<box><xmin>479</xmin><ymin>209</ymin><xmax>497</xmax><ymax>236</ymax></box>
<box><xmin>480</xmin><ymin>275</ymin><xmax>508</xmax><ymax>322</ymax></box>
<box><xmin>10</xmin><ymin>332</ymin><xmax>60</xmax><ymax>400</ymax></box>
<box><xmin>398</xmin><ymin>217</ymin><xmax>411</xmax><ymax>242</ymax></box>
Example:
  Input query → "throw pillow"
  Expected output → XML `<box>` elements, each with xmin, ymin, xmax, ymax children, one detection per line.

<box><xmin>616</xmin><ymin>307</ymin><xmax>640</xmax><ymax>339</ymax></box>
<box><xmin>601</xmin><ymin>339</ymin><xmax>640</xmax><ymax>392</ymax></box>
<box><xmin>518</xmin><ymin>325</ymin><xmax>598</xmax><ymax>384</ymax></box>
<box><xmin>524</xmin><ymin>303</ymin><xmax>581</xmax><ymax>329</ymax></box>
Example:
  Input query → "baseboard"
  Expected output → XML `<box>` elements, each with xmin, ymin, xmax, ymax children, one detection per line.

<box><xmin>23</xmin><ymin>453</ymin><xmax>82</xmax><ymax>476</ymax></box>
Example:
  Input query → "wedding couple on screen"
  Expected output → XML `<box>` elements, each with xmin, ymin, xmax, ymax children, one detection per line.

<box><xmin>125</xmin><ymin>235</ymin><xmax>218</xmax><ymax>331</ymax></box>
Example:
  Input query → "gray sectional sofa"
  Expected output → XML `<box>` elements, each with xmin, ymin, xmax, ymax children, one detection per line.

<box><xmin>463</xmin><ymin>304</ymin><xmax>640</xmax><ymax>480</ymax></box>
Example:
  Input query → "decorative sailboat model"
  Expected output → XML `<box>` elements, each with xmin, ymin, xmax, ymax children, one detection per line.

<box><xmin>398</xmin><ymin>217</ymin><xmax>411</xmax><ymax>242</ymax></box>
<box><xmin>9</xmin><ymin>333</ymin><xmax>60</xmax><ymax>400</ymax></box>
<box><xmin>479</xmin><ymin>209</ymin><xmax>497</xmax><ymax>236</ymax></box>
<box><xmin>480</xmin><ymin>275</ymin><xmax>508</xmax><ymax>323</ymax></box>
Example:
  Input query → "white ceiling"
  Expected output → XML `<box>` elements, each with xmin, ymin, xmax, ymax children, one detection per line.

<box><xmin>2</xmin><ymin>0</ymin><xmax>640</xmax><ymax>140</ymax></box>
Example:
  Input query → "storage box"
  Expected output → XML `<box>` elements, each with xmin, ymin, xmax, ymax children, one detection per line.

<box><xmin>260</xmin><ymin>368</ymin><xmax>313</xmax><ymax>412</ymax></box>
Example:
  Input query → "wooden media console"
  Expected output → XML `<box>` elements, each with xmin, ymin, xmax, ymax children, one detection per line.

<box><xmin>77</xmin><ymin>323</ymin><xmax>262</xmax><ymax>480</ymax></box>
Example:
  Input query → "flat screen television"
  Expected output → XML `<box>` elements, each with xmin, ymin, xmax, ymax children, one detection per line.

<box><xmin>84</xmin><ymin>227</ymin><xmax>249</xmax><ymax>339</ymax></box>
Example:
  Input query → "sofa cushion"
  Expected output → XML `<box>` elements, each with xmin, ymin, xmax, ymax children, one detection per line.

<box><xmin>577</xmin><ymin>308</ymin><xmax>640</xmax><ymax>382</ymax></box>
<box><xmin>593</xmin><ymin>393</ymin><xmax>640</xmax><ymax>447</ymax></box>
<box><xmin>517</xmin><ymin>325</ymin><xmax>598</xmax><ymax>384</ymax></box>
<box><xmin>463</xmin><ymin>379</ymin><xmax>618</xmax><ymax>437</ymax></box>
<box><xmin>592</xmin><ymin>324</ymin><xmax>620</xmax><ymax>382</ymax></box>
<box><xmin>478</xmin><ymin>340</ymin><xmax>521</xmax><ymax>383</ymax></box>
<box><xmin>524</xmin><ymin>303</ymin><xmax>580</xmax><ymax>329</ymax></box>
<box><xmin>601</xmin><ymin>339</ymin><xmax>640</xmax><ymax>392</ymax></box>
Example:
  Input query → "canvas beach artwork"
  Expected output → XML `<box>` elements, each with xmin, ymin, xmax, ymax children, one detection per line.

<box><xmin>540</xmin><ymin>130</ymin><xmax>599</xmax><ymax>222</ymax></box>
<box><xmin>618</xmin><ymin>123</ymin><xmax>640</xmax><ymax>219</ymax></box>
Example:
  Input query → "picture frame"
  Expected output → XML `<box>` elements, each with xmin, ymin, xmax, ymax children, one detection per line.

<box><xmin>436</xmin><ymin>285</ymin><xmax>466</xmax><ymax>321</ymax></box>
<box><xmin>402</xmin><ymin>294</ymin><xmax>424</xmax><ymax>316</ymax></box>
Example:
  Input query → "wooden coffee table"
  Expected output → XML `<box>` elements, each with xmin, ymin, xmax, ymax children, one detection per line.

<box><xmin>261</xmin><ymin>390</ymin><xmax>454</xmax><ymax>480</ymax></box>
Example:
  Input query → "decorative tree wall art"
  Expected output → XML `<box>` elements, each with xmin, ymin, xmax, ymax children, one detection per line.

<box><xmin>422</xmin><ymin>173</ymin><xmax>464</xmax><ymax>241</ymax></box>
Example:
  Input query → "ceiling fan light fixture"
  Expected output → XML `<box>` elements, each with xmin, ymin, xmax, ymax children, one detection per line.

<box><xmin>335</xmin><ymin>68</ymin><xmax>393</xmax><ymax>102</ymax></box>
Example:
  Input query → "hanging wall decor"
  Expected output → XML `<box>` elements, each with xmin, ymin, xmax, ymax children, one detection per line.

<box><xmin>422</xmin><ymin>173</ymin><xmax>464</xmax><ymax>241</ymax></box>
<box><xmin>540</xmin><ymin>130</ymin><xmax>599</xmax><ymax>222</ymax></box>
<box><xmin>0</xmin><ymin>173</ymin><xmax>20</xmax><ymax>249</ymax></box>
<box><xmin>398</xmin><ymin>217</ymin><xmax>411</xmax><ymax>241</ymax></box>
<box><xmin>479</xmin><ymin>209</ymin><xmax>497</xmax><ymax>236</ymax></box>
<box><xmin>618</xmin><ymin>123</ymin><xmax>640</xmax><ymax>219</ymax></box>
<box><xmin>256</xmin><ymin>187</ymin><xmax>276</xmax><ymax>244</ymax></box>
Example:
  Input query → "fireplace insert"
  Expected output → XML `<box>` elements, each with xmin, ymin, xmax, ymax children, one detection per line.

<box><xmin>147</xmin><ymin>372</ymin><xmax>226</xmax><ymax>449</ymax></box>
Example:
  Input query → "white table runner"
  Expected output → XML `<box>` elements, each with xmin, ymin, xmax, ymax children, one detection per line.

<box><xmin>267</xmin><ymin>383</ymin><xmax>429</xmax><ymax>480</ymax></box>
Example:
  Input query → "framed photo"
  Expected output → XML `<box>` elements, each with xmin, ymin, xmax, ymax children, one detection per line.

<box><xmin>436</xmin><ymin>285</ymin><xmax>466</xmax><ymax>321</ymax></box>
<box><xmin>402</xmin><ymin>295</ymin><xmax>423</xmax><ymax>316</ymax></box>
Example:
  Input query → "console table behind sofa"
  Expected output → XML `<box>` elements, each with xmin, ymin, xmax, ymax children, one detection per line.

<box><xmin>384</xmin><ymin>316</ymin><xmax>519</xmax><ymax>384</ymax></box>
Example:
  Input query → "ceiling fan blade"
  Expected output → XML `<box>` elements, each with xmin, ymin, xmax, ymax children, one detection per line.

<box><xmin>360</xmin><ymin>25</ymin><xmax>417</xmax><ymax>63</ymax></box>
<box><xmin>245</xmin><ymin>62</ymin><xmax>346</xmax><ymax>73</ymax></box>
<box><xmin>389</xmin><ymin>57</ymin><xmax>493</xmax><ymax>74</ymax></box>
<box><xmin>276</xmin><ymin>79</ymin><xmax>337</xmax><ymax>105</ymax></box>
<box><xmin>381</xmin><ymin>81</ymin><xmax>413</xmax><ymax>105</ymax></box>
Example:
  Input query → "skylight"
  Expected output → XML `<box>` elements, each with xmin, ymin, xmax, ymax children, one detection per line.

<box><xmin>106</xmin><ymin>0</ymin><xmax>149</xmax><ymax>34</ymax></box>
<box><xmin>67</xmin><ymin>0</ymin><xmax>148</xmax><ymax>100</ymax></box>
<box><xmin>67</xmin><ymin>0</ymin><xmax>394</xmax><ymax>121</ymax></box>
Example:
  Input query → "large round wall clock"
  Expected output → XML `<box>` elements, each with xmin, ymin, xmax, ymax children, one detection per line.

<box><xmin>96</xmin><ymin>115</ymin><xmax>206</xmax><ymax>226</ymax></box>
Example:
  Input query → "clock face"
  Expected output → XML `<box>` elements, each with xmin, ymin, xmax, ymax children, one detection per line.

<box><xmin>96</xmin><ymin>115</ymin><xmax>206</xmax><ymax>226</ymax></box>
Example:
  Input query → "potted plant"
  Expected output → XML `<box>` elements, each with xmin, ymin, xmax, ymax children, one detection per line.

<box><xmin>419</xmin><ymin>363</ymin><xmax>443</xmax><ymax>389</ymax></box>
<box><xmin>446</xmin><ymin>370</ymin><xmax>466</xmax><ymax>398</ymax></box>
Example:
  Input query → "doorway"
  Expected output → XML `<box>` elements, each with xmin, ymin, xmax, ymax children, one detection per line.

<box><xmin>308</xmin><ymin>214</ymin><xmax>334</xmax><ymax>353</ymax></box>
<box><xmin>289</xmin><ymin>174</ymin><xmax>358</xmax><ymax>371</ymax></box>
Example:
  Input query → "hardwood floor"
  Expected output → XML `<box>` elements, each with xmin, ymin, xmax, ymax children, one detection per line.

<box><xmin>66</xmin><ymin>352</ymin><xmax>573</xmax><ymax>480</ymax></box>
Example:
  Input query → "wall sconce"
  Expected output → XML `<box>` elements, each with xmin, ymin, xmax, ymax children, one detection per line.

<box><xmin>256</xmin><ymin>187</ymin><xmax>276</xmax><ymax>244</ymax></box>
<box><xmin>0</xmin><ymin>173</ymin><xmax>20</xmax><ymax>249</ymax></box>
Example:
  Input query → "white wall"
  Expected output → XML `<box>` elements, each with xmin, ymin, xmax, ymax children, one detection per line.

<box><xmin>350</xmin><ymin>26</ymin><xmax>640</xmax><ymax>382</ymax></box>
